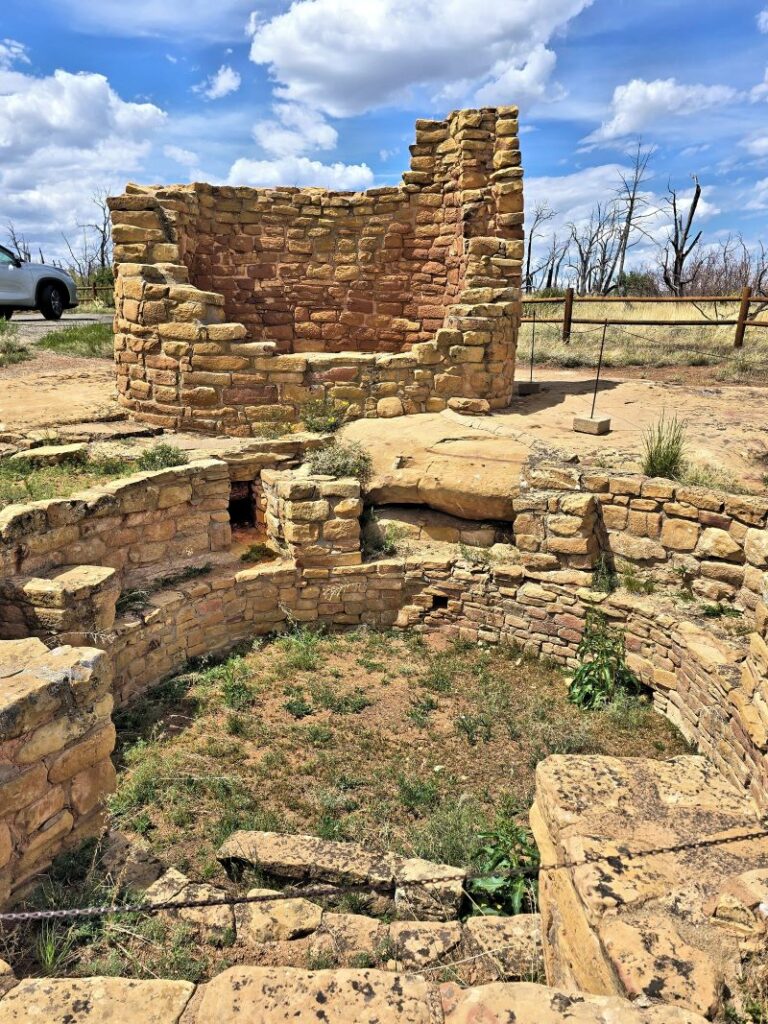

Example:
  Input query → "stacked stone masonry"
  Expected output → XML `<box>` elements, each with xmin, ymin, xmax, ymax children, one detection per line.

<box><xmin>261</xmin><ymin>469</ymin><xmax>362</xmax><ymax>567</ymax></box>
<box><xmin>108</xmin><ymin>108</ymin><xmax>522</xmax><ymax>436</ymax></box>
<box><xmin>0</xmin><ymin>449</ymin><xmax>766</xmax><ymax>1017</ymax></box>
<box><xmin>0</xmin><ymin>639</ymin><xmax>115</xmax><ymax>905</ymax></box>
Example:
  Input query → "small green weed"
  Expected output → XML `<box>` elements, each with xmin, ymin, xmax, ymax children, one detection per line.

<box><xmin>397</xmin><ymin>774</ymin><xmax>441</xmax><ymax>814</ymax></box>
<box><xmin>240</xmin><ymin>543</ymin><xmax>277</xmax><ymax>564</ymax></box>
<box><xmin>407</xmin><ymin>695</ymin><xmax>439</xmax><ymax>727</ymax></box>
<box><xmin>305</xmin><ymin>724</ymin><xmax>335</xmax><ymax>747</ymax></box>
<box><xmin>137</xmin><ymin>444</ymin><xmax>189</xmax><ymax>471</ymax></box>
<box><xmin>0</xmin><ymin>330</ymin><xmax>31</xmax><ymax>367</ymax></box>
<box><xmin>619</xmin><ymin>562</ymin><xmax>655</xmax><ymax>595</ymax></box>
<box><xmin>306</xmin><ymin>441</ymin><xmax>372</xmax><ymax>485</ymax></box>
<box><xmin>311</xmin><ymin>683</ymin><xmax>372</xmax><ymax>714</ymax></box>
<box><xmin>300</xmin><ymin>396</ymin><xmax>349</xmax><ymax>433</ymax></box>
<box><xmin>283</xmin><ymin>687</ymin><xmax>314</xmax><ymax>719</ymax></box>
<box><xmin>455</xmin><ymin>712</ymin><xmax>493</xmax><ymax>745</ymax></box>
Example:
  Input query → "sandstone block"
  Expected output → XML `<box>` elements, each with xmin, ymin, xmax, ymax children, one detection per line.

<box><xmin>660</xmin><ymin>518</ymin><xmax>701</xmax><ymax>551</ymax></box>
<box><xmin>695</xmin><ymin>527</ymin><xmax>743</xmax><ymax>562</ymax></box>
<box><xmin>377</xmin><ymin>397</ymin><xmax>405</xmax><ymax>418</ymax></box>
<box><xmin>0</xmin><ymin>976</ymin><xmax>195</xmax><ymax>1024</ymax></box>
<box><xmin>234</xmin><ymin>889</ymin><xmax>323</xmax><ymax>943</ymax></box>
<box><xmin>196</xmin><ymin>967</ymin><xmax>437</xmax><ymax>1024</ymax></box>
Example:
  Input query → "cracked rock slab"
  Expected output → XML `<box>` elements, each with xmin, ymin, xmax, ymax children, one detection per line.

<box><xmin>0</xmin><ymin>977</ymin><xmax>194</xmax><ymax>1024</ymax></box>
<box><xmin>389</xmin><ymin>921</ymin><xmax>462</xmax><ymax>970</ymax></box>
<box><xmin>217</xmin><ymin>831</ymin><xmax>399</xmax><ymax>887</ymax></box>
<box><xmin>234</xmin><ymin>889</ymin><xmax>323</xmax><ymax>943</ymax></box>
<box><xmin>195</xmin><ymin>966</ymin><xmax>442</xmax><ymax>1023</ymax></box>
<box><xmin>463</xmin><ymin>914</ymin><xmax>543</xmax><ymax>980</ymax></box>
<box><xmin>439</xmin><ymin>981</ymin><xmax>709</xmax><ymax>1023</ymax></box>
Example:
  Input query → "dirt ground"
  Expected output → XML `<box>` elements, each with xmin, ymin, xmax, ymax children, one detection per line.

<box><xmin>0</xmin><ymin>313</ymin><xmax>117</xmax><ymax>432</ymax></box>
<box><xmin>2</xmin><ymin>321</ymin><xmax>766</xmax><ymax>491</ymax></box>
<box><xmin>2</xmin><ymin>629</ymin><xmax>686</xmax><ymax>982</ymax></box>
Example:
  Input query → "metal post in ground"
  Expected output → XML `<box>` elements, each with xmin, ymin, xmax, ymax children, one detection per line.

<box><xmin>574</xmin><ymin>320</ymin><xmax>611</xmax><ymax>435</ymax></box>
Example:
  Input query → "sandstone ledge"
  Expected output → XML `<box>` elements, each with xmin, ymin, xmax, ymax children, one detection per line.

<box><xmin>0</xmin><ymin>969</ymin><xmax>709</xmax><ymax>1023</ymax></box>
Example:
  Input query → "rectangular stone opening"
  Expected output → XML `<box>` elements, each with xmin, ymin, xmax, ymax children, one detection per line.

<box><xmin>229</xmin><ymin>482</ymin><xmax>256</xmax><ymax>529</ymax></box>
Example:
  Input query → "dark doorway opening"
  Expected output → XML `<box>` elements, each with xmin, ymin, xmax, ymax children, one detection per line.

<box><xmin>432</xmin><ymin>594</ymin><xmax>449</xmax><ymax>610</ymax></box>
<box><xmin>229</xmin><ymin>482</ymin><xmax>256</xmax><ymax>528</ymax></box>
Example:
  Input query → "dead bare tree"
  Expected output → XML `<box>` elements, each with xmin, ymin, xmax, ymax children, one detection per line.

<box><xmin>524</xmin><ymin>202</ymin><xmax>555</xmax><ymax>293</ymax></box>
<box><xmin>82</xmin><ymin>188</ymin><xmax>113</xmax><ymax>273</ymax></box>
<box><xmin>605</xmin><ymin>144</ymin><xmax>655</xmax><ymax>294</ymax></box>
<box><xmin>539</xmin><ymin>233</ymin><xmax>570</xmax><ymax>292</ymax></box>
<box><xmin>4</xmin><ymin>222</ymin><xmax>33</xmax><ymax>262</ymax></box>
<box><xmin>661</xmin><ymin>176</ymin><xmax>703</xmax><ymax>296</ymax></box>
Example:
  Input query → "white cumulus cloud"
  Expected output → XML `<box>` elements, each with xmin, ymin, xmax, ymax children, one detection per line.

<box><xmin>474</xmin><ymin>46</ymin><xmax>563</xmax><ymax>108</ymax></box>
<box><xmin>585</xmin><ymin>78</ymin><xmax>739</xmax><ymax>143</ymax></box>
<box><xmin>164</xmin><ymin>144</ymin><xmax>200</xmax><ymax>166</ymax></box>
<box><xmin>758</xmin><ymin>7</ymin><xmax>768</xmax><ymax>32</ymax></box>
<box><xmin>195</xmin><ymin>64</ymin><xmax>241</xmax><ymax>101</ymax></box>
<box><xmin>248</xmin><ymin>0</ymin><xmax>593</xmax><ymax>117</ymax></box>
<box><xmin>0</xmin><ymin>63</ymin><xmax>166</xmax><ymax>258</ymax></box>
<box><xmin>227</xmin><ymin>154</ymin><xmax>374</xmax><ymax>190</ymax></box>
<box><xmin>253</xmin><ymin>103</ymin><xmax>338</xmax><ymax>157</ymax></box>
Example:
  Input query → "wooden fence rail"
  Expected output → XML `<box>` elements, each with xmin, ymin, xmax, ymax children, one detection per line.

<box><xmin>522</xmin><ymin>286</ymin><xmax>768</xmax><ymax>347</ymax></box>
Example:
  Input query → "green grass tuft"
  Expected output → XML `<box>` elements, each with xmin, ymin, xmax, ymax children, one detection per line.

<box><xmin>641</xmin><ymin>413</ymin><xmax>687</xmax><ymax>480</ymax></box>
<box><xmin>37</xmin><ymin>321</ymin><xmax>113</xmax><ymax>358</ymax></box>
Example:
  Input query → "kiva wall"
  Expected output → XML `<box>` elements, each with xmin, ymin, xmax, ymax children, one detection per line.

<box><xmin>108</xmin><ymin>108</ymin><xmax>522</xmax><ymax>435</ymax></box>
<box><xmin>1</xmin><ymin>455</ymin><xmax>767</xmax><ymax>903</ymax></box>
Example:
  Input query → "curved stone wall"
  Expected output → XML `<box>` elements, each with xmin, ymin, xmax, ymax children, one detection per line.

<box><xmin>108</xmin><ymin>108</ymin><xmax>522</xmax><ymax>435</ymax></box>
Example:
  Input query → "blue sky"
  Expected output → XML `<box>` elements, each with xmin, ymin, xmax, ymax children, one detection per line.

<box><xmin>1</xmin><ymin>0</ymin><xmax>767</xmax><ymax>265</ymax></box>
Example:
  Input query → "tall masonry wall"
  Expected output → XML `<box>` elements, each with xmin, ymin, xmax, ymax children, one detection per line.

<box><xmin>108</xmin><ymin>107</ymin><xmax>522</xmax><ymax>435</ymax></box>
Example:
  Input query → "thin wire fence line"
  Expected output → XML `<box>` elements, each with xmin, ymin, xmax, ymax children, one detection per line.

<box><xmin>3</xmin><ymin>822</ymin><xmax>766</xmax><ymax>924</ymax></box>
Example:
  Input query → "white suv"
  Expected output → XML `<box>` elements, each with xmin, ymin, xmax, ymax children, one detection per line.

<box><xmin>0</xmin><ymin>245</ymin><xmax>79</xmax><ymax>320</ymax></box>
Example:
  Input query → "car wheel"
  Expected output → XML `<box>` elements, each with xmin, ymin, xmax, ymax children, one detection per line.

<box><xmin>40</xmin><ymin>284</ymin><xmax>66</xmax><ymax>321</ymax></box>
<box><xmin>0</xmin><ymin>309</ymin><xmax>12</xmax><ymax>321</ymax></box>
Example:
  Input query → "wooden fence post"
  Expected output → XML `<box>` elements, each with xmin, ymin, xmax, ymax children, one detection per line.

<box><xmin>562</xmin><ymin>287</ymin><xmax>574</xmax><ymax>344</ymax></box>
<box><xmin>734</xmin><ymin>286</ymin><xmax>752</xmax><ymax>349</ymax></box>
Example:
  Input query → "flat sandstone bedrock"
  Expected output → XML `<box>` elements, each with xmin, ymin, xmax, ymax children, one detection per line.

<box><xmin>0</xmin><ymin>970</ymin><xmax>711</xmax><ymax>1022</ymax></box>
<box><xmin>342</xmin><ymin>416</ymin><xmax>530</xmax><ymax>520</ymax></box>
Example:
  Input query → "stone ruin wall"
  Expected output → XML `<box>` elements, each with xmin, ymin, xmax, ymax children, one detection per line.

<box><xmin>108</xmin><ymin>107</ymin><xmax>522</xmax><ymax>435</ymax></box>
<box><xmin>1</xmin><ymin>448</ymin><xmax>768</xmax><ymax>911</ymax></box>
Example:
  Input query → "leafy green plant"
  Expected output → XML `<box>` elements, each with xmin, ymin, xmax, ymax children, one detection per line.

<box><xmin>466</xmin><ymin>804</ymin><xmax>540</xmax><ymax>916</ymax></box>
<box><xmin>305</xmin><ymin>724</ymin><xmax>335</xmax><ymax>747</ymax></box>
<box><xmin>275</xmin><ymin>625</ymin><xmax>325</xmax><ymax>671</ymax></box>
<box><xmin>593</xmin><ymin>554</ymin><xmax>617</xmax><ymax>593</ymax></box>
<box><xmin>137</xmin><ymin>444</ymin><xmax>189</xmax><ymax>471</ymax></box>
<box><xmin>300</xmin><ymin>395</ymin><xmax>349</xmax><ymax>433</ymax></box>
<box><xmin>702</xmin><ymin>603</ymin><xmax>742</xmax><ymax>619</ymax></box>
<box><xmin>568</xmin><ymin>611</ymin><xmax>641</xmax><ymax>711</ymax></box>
<box><xmin>407</xmin><ymin>695</ymin><xmax>438</xmax><ymax>727</ymax></box>
<box><xmin>310</xmin><ymin>683</ymin><xmax>372</xmax><ymax>714</ymax></box>
<box><xmin>641</xmin><ymin>413</ymin><xmax>687</xmax><ymax>479</ymax></box>
<box><xmin>283</xmin><ymin>687</ymin><xmax>313</xmax><ymax>719</ymax></box>
<box><xmin>306</xmin><ymin>441</ymin><xmax>372</xmax><ymax>486</ymax></box>
<box><xmin>221</xmin><ymin>663</ymin><xmax>255</xmax><ymax>710</ymax></box>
